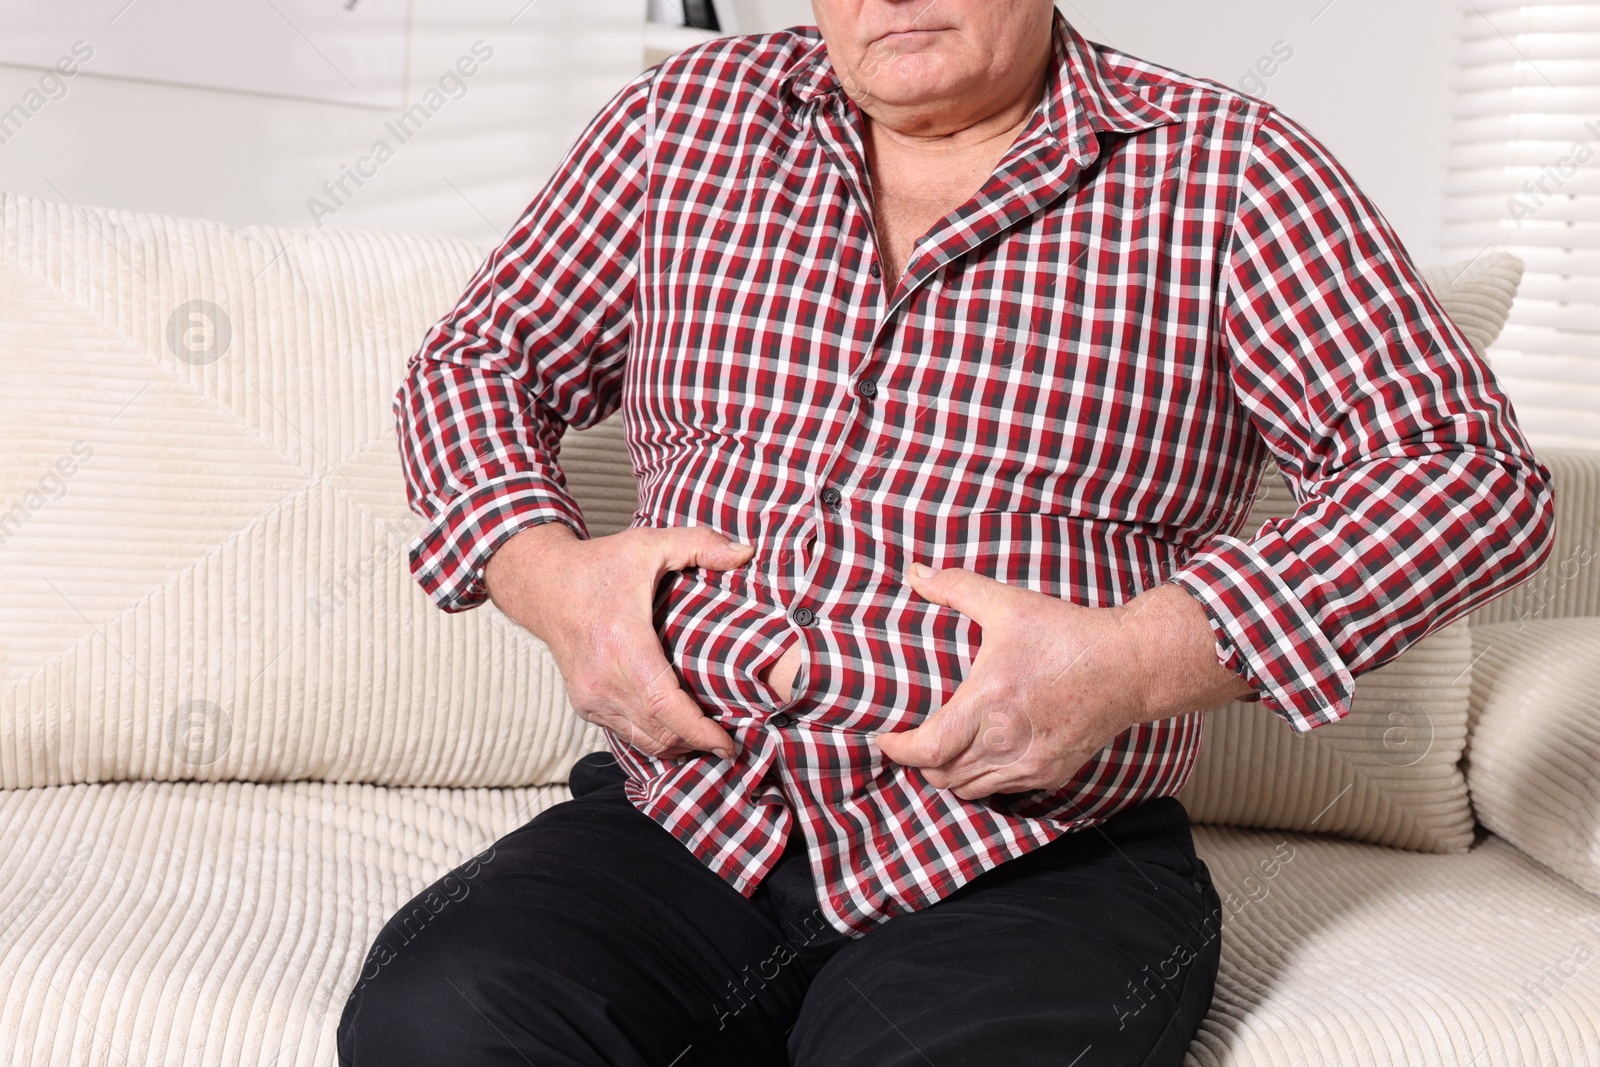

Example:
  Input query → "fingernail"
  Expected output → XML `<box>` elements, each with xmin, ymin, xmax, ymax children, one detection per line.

<box><xmin>908</xmin><ymin>562</ymin><xmax>934</xmax><ymax>579</ymax></box>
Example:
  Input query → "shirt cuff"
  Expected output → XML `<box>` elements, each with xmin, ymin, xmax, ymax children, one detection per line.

<box><xmin>1166</xmin><ymin>532</ymin><xmax>1354</xmax><ymax>733</ymax></box>
<box><xmin>406</xmin><ymin>473</ymin><xmax>589</xmax><ymax>613</ymax></box>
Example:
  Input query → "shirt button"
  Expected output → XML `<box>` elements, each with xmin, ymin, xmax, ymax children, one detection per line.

<box><xmin>820</xmin><ymin>487</ymin><xmax>842</xmax><ymax>508</ymax></box>
<box><xmin>855</xmin><ymin>378</ymin><xmax>878</xmax><ymax>399</ymax></box>
<box><xmin>770</xmin><ymin>712</ymin><xmax>794</xmax><ymax>728</ymax></box>
<box><xmin>792</xmin><ymin>606</ymin><xmax>816</xmax><ymax>626</ymax></box>
<box><xmin>869</xmin><ymin>261</ymin><xmax>881</xmax><ymax>279</ymax></box>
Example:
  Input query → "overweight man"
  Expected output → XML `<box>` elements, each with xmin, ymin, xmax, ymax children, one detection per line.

<box><xmin>339</xmin><ymin>2</ymin><xmax>1555</xmax><ymax>1064</ymax></box>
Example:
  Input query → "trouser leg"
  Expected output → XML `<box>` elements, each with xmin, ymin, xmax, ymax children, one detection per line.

<box><xmin>336</xmin><ymin>753</ymin><xmax>825</xmax><ymax>1067</ymax></box>
<box><xmin>787</xmin><ymin>796</ymin><xmax>1223</xmax><ymax>1067</ymax></box>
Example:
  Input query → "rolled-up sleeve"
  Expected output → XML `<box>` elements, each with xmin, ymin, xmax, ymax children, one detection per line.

<box><xmin>1168</xmin><ymin>109</ymin><xmax>1557</xmax><ymax>733</ymax></box>
<box><xmin>393</xmin><ymin>70</ymin><xmax>654</xmax><ymax>613</ymax></box>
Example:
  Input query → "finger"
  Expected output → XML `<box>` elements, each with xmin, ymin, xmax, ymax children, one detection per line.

<box><xmin>591</xmin><ymin>709</ymin><xmax>690</xmax><ymax>759</ymax></box>
<box><xmin>596</xmin><ymin>696</ymin><xmax>727</xmax><ymax>761</ymax></box>
<box><xmin>589</xmin><ymin>634</ymin><xmax>735</xmax><ymax>759</ymax></box>
<box><xmin>940</xmin><ymin>754</ymin><xmax>1047</xmax><ymax>800</ymax></box>
<box><xmin>903</xmin><ymin>563</ymin><xmax>1011</xmax><ymax>624</ymax></box>
<box><xmin>649</xmin><ymin>684</ymin><xmax>737</xmax><ymax>759</ymax></box>
<box><xmin>952</xmin><ymin>753</ymin><xmax>1086</xmax><ymax>802</ymax></box>
<box><xmin>949</xmin><ymin>768</ymin><xmax>1028</xmax><ymax>801</ymax></box>
<box><xmin>873</xmin><ymin>698</ymin><xmax>981</xmax><ymax>769</ymax></box>
<box><xmin>919</xmin><ymin>734</ymin><xmax>1026</xmax><ymax>792</ymax></box>
<box><xmin>634</xmin><ymin>649</ymin><xmax>736</xmax><ymax>756</ymax></box>
<box><xmin>656</xmin><ymin>526</ymin><xmax>755</xmax><ymax>574</ymax></box>
<box><xmin>578</xmin><ymin>688</ymin><xmax>690</xmax><ymax>757</ymax></box>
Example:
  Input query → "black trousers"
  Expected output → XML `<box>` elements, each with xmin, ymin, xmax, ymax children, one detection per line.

<box><xmin>338</xmin><ymin>752</ymin><xmax>1223</xmax><ymax>1067</ymax></box>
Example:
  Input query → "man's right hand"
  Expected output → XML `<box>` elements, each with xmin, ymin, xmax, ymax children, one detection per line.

<box><xmin>483</xmin><ymin>522</ymin><xmax>753</xmax><ymax>761</ymax></box>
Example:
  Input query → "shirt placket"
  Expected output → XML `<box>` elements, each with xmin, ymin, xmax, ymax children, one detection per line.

<box><xmin>749</xmin><ymin>96</ymin><xmax>887</xmax><ymax>736</ymax></box>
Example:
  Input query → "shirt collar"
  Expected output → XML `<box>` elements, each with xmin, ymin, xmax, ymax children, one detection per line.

<box><xmin>780</xmin><ymin>11</ymin><xmax>1178</xmax><ymax>147</ymax></box>
<box><xmin>780</xmin><ymin>30</ymin><xmax>839</xmax><ymax>105</ymax></box>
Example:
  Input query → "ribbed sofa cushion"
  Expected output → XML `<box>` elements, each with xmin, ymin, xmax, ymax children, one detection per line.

<box><xmin>1466</xmin><ymin>618</ymin><xmax>1600</xmax><ymax>897</ymax></box>
<box><xmin>1187</xmin><ymin>824</ymin><xmax>1600</xmax><ymax>1066</ymax></box>
<box><xmin>0</xmin><ymin>191</ymin><xmax>606</xmax><ymax>789</ymax></box>
<box><xmin>0</xmin><ymin>780</ymin><xmax>566</xmax><ymax>1066</ymax></box>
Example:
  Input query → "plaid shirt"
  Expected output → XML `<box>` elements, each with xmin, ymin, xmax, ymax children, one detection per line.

<box><xmin>395</xmin><ymin>14</ymin><xmax>1555</xmax><ymax>936</ymax></box>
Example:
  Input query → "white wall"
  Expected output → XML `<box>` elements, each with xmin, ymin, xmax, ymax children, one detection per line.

<box><xmin>1052</xmin><ymin>0</ymin><xmax>1460</xmax><ymax>266</ymax></box>
<box><xmin>0</xmin><ymin>0</ymin><xmax>1458</xmax><ymax>264</ymax></box>
<box><xmin>0</xmin><ymin>0</ymin><xmax>644</xmax><ymax>243</ymax></box>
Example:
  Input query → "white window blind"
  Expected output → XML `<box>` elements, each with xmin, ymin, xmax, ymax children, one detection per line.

<box><xmin>1443</xmin><ymin>0</ymin><xmax>1600</xmax><ymax>450</ymax></box>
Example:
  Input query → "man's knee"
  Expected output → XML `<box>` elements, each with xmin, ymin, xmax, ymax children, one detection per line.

<box><xmin>336</xmin><ymin>885</ymin><xmax>513</xmax><ymax>1066</ymax></box>
<box><xmin>335</xmin><ymin>848</ymin><xmax>718</xmax><ymax>1067</ymax></box>
<box><xmin>337</xmin><ymin>907</ymin><xmax>639</xmax><ymax>1067</ymax></box>
<box><xmin>335</xmin><ymin>841</ymin><xmax>598</xmax><ymax>1066</ymax></box>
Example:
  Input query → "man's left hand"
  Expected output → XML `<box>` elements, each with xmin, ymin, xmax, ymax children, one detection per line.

<box><xmin>873</xmin><ymin>563</ymin><xmax>1249</xmax><ymax>800</ymax></box>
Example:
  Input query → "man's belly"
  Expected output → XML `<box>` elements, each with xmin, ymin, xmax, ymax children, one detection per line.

<box><xmin>759</xmin><ymin>639</ymin><xmax>803</xmax><ymax>702</ymax></box>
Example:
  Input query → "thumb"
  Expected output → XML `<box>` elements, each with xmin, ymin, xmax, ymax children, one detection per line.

<box><xmin>660</xmin><ymin>526</ymin><xmax>755</xmax><ymax>573</ymax></box>
<box><xmin>903</xmin><ymin>563</ymin><xmax>1006</xmax><ymax>623</ymax></box>
<box><xmin>873</xmin><ymin>701</ymin><xmax>977</xmax><ymax>769</ymax></box>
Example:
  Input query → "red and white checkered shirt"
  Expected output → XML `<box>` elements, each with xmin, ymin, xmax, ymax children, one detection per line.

<box><xmin>395</xmin><ymin>14</ymin><xmax>1555</xmax><ymax>936</ymax></box>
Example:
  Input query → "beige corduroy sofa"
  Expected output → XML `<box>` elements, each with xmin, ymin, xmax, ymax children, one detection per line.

<box><xmin>3</xmin><ymin>189</ymin><xmax>1600</xmax><ymax>1067</ymax></box>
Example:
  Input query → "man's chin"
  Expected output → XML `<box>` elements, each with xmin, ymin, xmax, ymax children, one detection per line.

<box><xmin>850</xmin><ymin>60</ymin><xmax>969</xmax><ymax>113</ymax></box>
